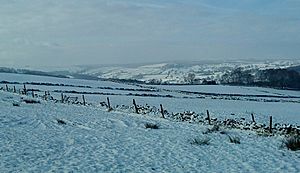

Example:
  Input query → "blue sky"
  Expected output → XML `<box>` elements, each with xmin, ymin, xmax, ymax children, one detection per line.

<box><xmin>0</xmin><ymin>0</ymin><xmax>299</xmax><ymax>67</ymax></box>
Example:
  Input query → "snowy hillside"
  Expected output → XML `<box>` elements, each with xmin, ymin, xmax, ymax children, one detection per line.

<box><xmin>70</xmin><ymin>60</ymin><xmax>300</xmax><ymax>84</ymax></box>
<box><xmin>2</xmin><ymin>60</ymin><xmax>300</xmax><ymax>85</ymax></box>
<box><xmin>1</xmin><ymin>91</ymin><xmax>300</xmax><ymax>172</ymax></box>
<box><xmin>1</xmin><ymin>73</ymin><xmax>300</xmax><ymax>172</ymax></box>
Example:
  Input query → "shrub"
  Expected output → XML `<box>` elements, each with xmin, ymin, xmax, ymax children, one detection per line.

<box><xmin>282</xmin><ymin>135</ymin><xmax>300</xmax><ymax>151</ymax></box>
<box><xmin>22</xmin><ymin>99</ymin><xmax>40</xmax><ymax>104</ymax></box>
<box><xmin>144</xmin><ymin>123</ymin><xmax>159</xmax><ymax>129</ymax></box>
<box><xmin>228</xmin><ymin>135</ymin><xmax>241</xmax><ymax>144</ymax></box>
<box><xmin>190</xmin><ymin>137</ymin><xmax>211</xmax><ymax>145</ymax></box>
<box><xmin>57</xmin><ymin>119</ymin><xmax>67</xmax><ymax>125</ymax></box>
<box><xmin>220</xmin><ymin>131</ymin><xmax>227</xmax><ymax>135</ymax></box>
<box><xmin>12</xmin><ymin>102</ymin><xmax>20</xmax><ymax>107</ymax></box>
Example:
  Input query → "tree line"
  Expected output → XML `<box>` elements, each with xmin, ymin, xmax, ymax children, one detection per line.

<box><xmin>220</xmin><ymin>68</ymin><xmax>300</xmax><ymax>90</ymax></box>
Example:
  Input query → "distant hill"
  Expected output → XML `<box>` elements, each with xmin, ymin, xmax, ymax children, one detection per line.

<box><xmin>0</xmin><ymin>67</ymin><xmax>69</xmax><ymax>79</ymax></box>
<box><xmin>1</xmin><ymin>60</ymin><xmax>300</xmax><ymax>90</ymax></box>
<box><xmin>66</xmin><ymin>60</ymin><xmax>300</xmax><ymax>85</ymax></box>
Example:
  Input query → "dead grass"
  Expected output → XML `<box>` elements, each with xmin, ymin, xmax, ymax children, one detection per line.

<box><xmin>282</xmin><ymin>135</ymin><xmax>300</xmax><ymax>151</ymax></box>
<box><xmin>144</xmin><ymin>123</ymin><xmax>159</xmax><ymax>129</ymax></box>
<box><xmin>190</xmin><ymin>137</ymin><xmax>211</xmax><ymax>145</ymax></box>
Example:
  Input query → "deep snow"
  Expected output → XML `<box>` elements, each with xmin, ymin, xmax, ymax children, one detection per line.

<box><xmin>1</xmin><ymin>73</ymin><xmax>300</xmax><ymax>172</ymax></box>
<box><xmin>1</xmin><ymin>91</ymin><xmax>300</xmax><ymax>172</ymax></box>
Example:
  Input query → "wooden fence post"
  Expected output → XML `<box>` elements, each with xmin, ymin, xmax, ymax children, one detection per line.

<box><xmin>5</xmin><ymin>85</ymin><xmax>8</xmax><ymax>91</ymax></box>
<box><xmin>32</xmin><ymin>90</ymin><xmax>35</xmax><ymax>98</ymax></box>
<box><xmin>269</xmin><ymin>116</ymin><xmax>273</xmax><ymax>133</ymax></box>
<box><xmin>107</xmin><ymin>97</ymin><xmax>111</xmax><ymax>109</ymax></box>
<box><xmin>160</xmin><ymin>104</ymin><xmax>165</xmax><ymax>118</ymax></box>
<box><xmin>61</xmin><ymin>93</ymin><xmax>64</xmax><ymax>103</ymax></box>
<box><xmin>251</xmin><ymin>113</ymin><xmax>255</xmax><ymax>123</ymax></box>
<box><xmin>133</xmin><ymin>99</ymin><xmax>139</xmax><ymax>114</ymax></box>
<box><xmin>207</xmin><ymin>110</ymin><xmax>211</xmax><ymax>125</ymax></box>
<box><xmin>23</xmin><ymin>85</ymin><xmax>27</xmax><ymax>95</ymax></box>
<box><xmin>44</xmin><ymin>91</ymin><xmax>47</xmax><ymax>100</ymax></box>
<box><xmin>13</xmin><ymin>86</ymin><xmax>16</xmax><ymax>93</ymax></box>
<box><xmin>82</xmin><ymin>95</ymin><xmax>86</xmax><ymax>106</ymax></box>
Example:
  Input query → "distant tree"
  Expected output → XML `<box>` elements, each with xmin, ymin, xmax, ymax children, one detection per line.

<box><xmin>221</xmin><ymin>68</ymin><xmax>253</xmax><ymax>85</ymax></box>
<box><xmin>254</xmin><ymin>69</ymin><xmax>300</xmax><ymax>89</ymax></box>
<box><xmin>221</xmin><ymin>67</ymin><xmax>300</xmax><ymax>90</ymax></box>
<box><xmin>184</xmin><ymin>73</ymin><xmax>196</xmax><ymax>84</ymax></box>
<box><xmin>202</xmin><ymin>79</ymin><xmax>217</xmax><ymax>85</ymax></box>
<box><xmin>147</xmin><ymin>79</ymin><xmax>162</xmax><ymax>85</ymax></box>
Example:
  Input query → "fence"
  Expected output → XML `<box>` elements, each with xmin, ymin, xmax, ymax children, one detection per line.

<box><xmin>1</xmin><ymin>84</ymin><xmax>299</xmax><ymax>135</ymax></box>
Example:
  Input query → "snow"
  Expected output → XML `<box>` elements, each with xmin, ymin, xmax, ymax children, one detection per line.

<box><xmin>152</xmin><ymin>85</ymin><xmax>282</xmax><ymax>96</ymax></box>
<box><xmin>67</xmin><ymin>60</ymin><xmax>300</xmax><ymax>83</ymax></box>
<box><xmin>1</xmin><ymin>91</ymin><xmax>300</xmax><ymax>172</ymax></box>
<box><xmin>1</xmin><ymin>73</ymin><xmax>300</xmax><ymax>125</ymax></box>
<box><xmin>0</xmin><ymin>73</ymin><xmax>141</xmax><ymax>90</ymax></box>
<box><xmin>104</xmin><ymin>96</ymin><xmax>300</xmax><ymax>125</ymax></box>
<box><xmin>1</xmin><ymin>73</ymin><xmax>300</xmax><ymax>172</ymax></box>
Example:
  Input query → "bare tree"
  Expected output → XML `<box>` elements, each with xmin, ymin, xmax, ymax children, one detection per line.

<box><xmin>184</xmin><ymin>73</ymin><xmax>196</xmax><ymax>84</ymax></box>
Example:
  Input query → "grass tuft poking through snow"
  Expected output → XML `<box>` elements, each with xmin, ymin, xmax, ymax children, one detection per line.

<box><xmin>203</xmin><ymin>125</ymin><xmax>220</xmax><ymax>134</ymax></box>
<box><xmin>228</xmin><ymin>135</ymin><xmax>241</xmax><ymax>144</ymax></box>
<box><xmin>12</xmin><ymin>102</ymin><xmax>20</xmax><ymax>107</ymax></box>
<box><xmin>57</xmin><ymin>119</ymin><xmax>67</xmax><ymax>125</ymax></box>
<box><xmin>190</xmin><ymin>137</ymin><xmax>211</xmax><ymax>145</ymax></box>
<box><xmin>144</xmin><ymin>123</ymin><xmax>159</xmax><ymax>129</ymax></box>
<box><xmin>282</xmin><ymin>135</ymin><xmax>300</xmax><ymax>151</ymax></box>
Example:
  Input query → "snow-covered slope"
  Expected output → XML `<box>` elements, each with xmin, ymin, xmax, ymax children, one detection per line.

<box><xmin>1</xmin><ymin>73</ymin><xmax>300</xmax><ymax>172</ymax></box>
<box><xmin>71</xmin><ymin>60</ymin><xmax>300</xmax><ymax>84</ymax></box>
<box><xmin>2</xmin><ymin>60</ymin><xmax>300</xmax><ymax>85</ymax></box>
<box><xmin>1</xmin><ymin>90</ymin><xmax>300</xmax><ymax>172</ymax></box>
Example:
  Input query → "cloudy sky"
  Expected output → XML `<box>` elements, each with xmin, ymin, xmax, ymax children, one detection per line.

<box><xmin>0</xmin><ymin>0</ymin><xmax>300</xmax><ymax>67</ymax></box>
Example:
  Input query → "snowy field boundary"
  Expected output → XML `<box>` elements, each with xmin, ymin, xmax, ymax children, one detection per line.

<box><xmin>1</xmin><ymin>84</ymin><xmax>299</xmax><ymax>137</ymax></box>
<box><xmin>1</xmin><ymin>85</ymin><xmax>300</xmax><ymax>172</ymax></box>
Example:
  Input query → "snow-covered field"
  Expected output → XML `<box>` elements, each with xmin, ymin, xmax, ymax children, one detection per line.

<box><xmin>1</xmin><ymin>73</ymin><xmax>300</xmax><ymax>172</ymax></box>
<box><xmin>152</xmin><ymin>84</ymin><xmax>300</xmax><ymax>97</ymax></box>
<box><xmin>1</xmin><ymin>73</ymin><xmax>300</xmax><ymax>124</ymax></box>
